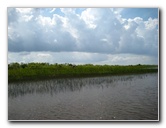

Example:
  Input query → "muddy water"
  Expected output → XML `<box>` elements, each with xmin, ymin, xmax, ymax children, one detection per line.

<box><xmin>8</xmin><ymin>73</ymin><xmax>158</xmax><ymax>120</ymax></box>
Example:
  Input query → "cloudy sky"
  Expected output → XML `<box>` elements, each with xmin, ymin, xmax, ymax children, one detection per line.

<box><xmin>8</xmin><ymin>8</ymin><xmax>158</xmax><ymax>65</ymax></box>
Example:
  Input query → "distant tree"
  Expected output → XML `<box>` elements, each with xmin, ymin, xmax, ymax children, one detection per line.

<box><xmin>20</xmin><ymin>63</ymin><xmax>27</xmax><ymax>68</ymax></box>
<box><xmin>8</xmin><ymin>62</ymin><xmax>20</xmax><ymax>69</ymax></box>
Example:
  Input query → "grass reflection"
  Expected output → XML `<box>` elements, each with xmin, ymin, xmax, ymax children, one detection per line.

<box><xmin>8</xmin><ymin>74</ymin><xmax>151</xmax><ymax>98</ymax></box>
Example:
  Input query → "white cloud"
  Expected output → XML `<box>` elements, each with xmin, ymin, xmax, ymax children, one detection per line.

<box><xmin>101</xmin><ymin>54</ymin><xmax>158</xmax><ymax>65</ymax></box>
<box><xmin>22</xmin><ymin>15</ymin><xmax>34</xmax><ymax>22</ymax></box>
<box><xmin>145</xmin><ymin>18</ymin><xmax>158</xmax><ymax>30</ymax></box>
<box><xmin>16</xmin><ymin>8</ymin><xmax>33</xmax><ymax>14</ymax></box>
<box><xmin>8</xmin><ymin>52</ymin><xmax>107</xmax><ymax>64</ymax></box>
<box><xmin>37</xmin><ymin>53</ymin><xmax>51</xmax><ymax>57</ymax></box>
<box><xmin>49</xmin><ymin>8</ymin><xmax>56</xmax><ymax>13</ymax></box>
<box><xmin>8</xmin><ymin>52</ymin><xmax>158</xmax><ymax>65</ymax></box>
<box><xmin>36</xmin><ymin>15</ymin><xmax>53</xmax><ymax>26</ymax></box>
<box><xmin>101</xmin><ymin>39</ymin><xmax>108</xmax><ymax>42</ymax></box>
<box><xmin>80</xmin><ymin>8</ymin><xmax>97</xmax><ymax>29</ymax></box>
<box><xmin>8</xmin><ymin>8</ymin><xmax>158</xmax><ymax>65</ymax></box>
<box><xmin>113</xmin><ymin>8</ymin><xmax>124</xmax><ymax>15</ymax></box>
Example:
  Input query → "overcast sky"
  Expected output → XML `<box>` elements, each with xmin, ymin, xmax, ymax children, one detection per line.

<box><xmin>8</xmin><ymin>8</ymin><xmax>158</xmax><ymax>65</ymax></box>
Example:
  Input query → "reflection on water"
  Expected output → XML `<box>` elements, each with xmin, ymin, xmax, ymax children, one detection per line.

<box><xmin>8</xmin><ymin>73</ymin><xmax>158</xmax><ymax>120</ymax></box>
<box><xmin>8</xmin><ymin>75</ymin><xmax>144</xmax><ymax>98</ymax></box>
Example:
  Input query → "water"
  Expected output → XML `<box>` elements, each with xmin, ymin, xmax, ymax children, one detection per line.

<box><xmin>8</xmin><ymin>73</ymin><xmax>158</xmax><ymax>120</ymax></box>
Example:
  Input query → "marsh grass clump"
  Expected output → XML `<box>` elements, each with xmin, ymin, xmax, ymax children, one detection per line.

<box><xmin>8</xmin><ymin>63</ymin><xmax>158</xmax><ymax>82</ymax></box>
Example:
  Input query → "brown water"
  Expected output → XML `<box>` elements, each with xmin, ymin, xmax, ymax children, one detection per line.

<box><xmin>8</xmin><ymin>73</ymin><xmax>158</xmax><ymax>120</ymax></box>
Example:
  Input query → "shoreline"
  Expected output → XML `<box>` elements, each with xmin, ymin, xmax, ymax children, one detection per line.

<box><xmin>8</xmin><ymin>72</ymin><xmax>158</xmax><ymax>83</ymax></box>
<box><xmin>8</xmin><ymin>63</ymin><xmax>158</xmax><ymax>83</ymax></box>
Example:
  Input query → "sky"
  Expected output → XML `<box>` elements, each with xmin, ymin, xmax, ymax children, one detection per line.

<box><xmin>8</xmin><ymin>8</ymin><xmax>159</xmax><ymax>65</ymax></box>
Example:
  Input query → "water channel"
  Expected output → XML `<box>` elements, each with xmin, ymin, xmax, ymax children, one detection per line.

<box><xmin>8</xmin><ymin>73</ymin><xmax>158</xmax><ymax>120</ymax></box>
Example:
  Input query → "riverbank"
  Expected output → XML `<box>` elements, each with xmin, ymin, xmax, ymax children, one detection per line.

<box><xmin>8</xmin><ymin>63</ymin><xmax>158</xmax><ymax>82</ymax></box>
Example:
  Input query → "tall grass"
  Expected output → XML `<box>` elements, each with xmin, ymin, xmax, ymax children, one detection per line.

<box><xmin>8</xmin><ymin>63</ymin><xmax>158</xmax><ymax>82</ymax></box>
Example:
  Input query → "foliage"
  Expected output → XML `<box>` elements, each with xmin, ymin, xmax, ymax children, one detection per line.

<box><xmin>8</xmin><ymin>63</ymin><xmax>158</xmax><ymax>82</ymax></box>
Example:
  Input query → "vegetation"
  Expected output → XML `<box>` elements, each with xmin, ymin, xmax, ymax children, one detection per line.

<box><xmin>8</xmin><ymin>62</ymin><xmax>158</xmax><ymax>82</ymax></box>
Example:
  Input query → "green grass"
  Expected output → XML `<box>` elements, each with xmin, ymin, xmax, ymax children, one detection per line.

<box><xmin>8</xmin><ymin>63</ymin><xmax>158</xmax><ymax>82</ymax></box>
